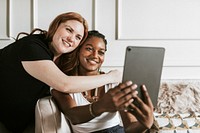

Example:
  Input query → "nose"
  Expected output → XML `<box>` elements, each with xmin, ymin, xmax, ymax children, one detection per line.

<box><xmin>67</xmin><ymin>34</ymin><xmax>75</xmax><ymax>43</ymax></box>
<box><xmin>92</xmin><ymin>51</ymin><xmax>98</xmax><ymax>58</ymax></box>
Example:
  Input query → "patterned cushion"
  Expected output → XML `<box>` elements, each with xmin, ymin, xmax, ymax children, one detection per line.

<box><xmin>156</xmin><ymin>80</ymin><xmax>200</xmax><ymax>113</ymax></box>
<box><xmin>150</xmin><ymin>80</ymin><xmax>200</xmax><ymax>132</ymax></box>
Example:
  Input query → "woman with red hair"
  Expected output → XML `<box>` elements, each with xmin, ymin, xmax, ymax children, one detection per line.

<box><xmin>0</xmin><ymin>12</ymin><xmax>121</xmax><ymax>133</ymax></box>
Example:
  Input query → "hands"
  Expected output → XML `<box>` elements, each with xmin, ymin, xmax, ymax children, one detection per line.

<box><xmin>94</xmin><ymin>82</ymin><xmax>154</xmax><ymax>130</ymax></box>
<box><xmin>127</xmin><ymin>85</ymin><xmax>154</xmax><ymax>129</ymax></box>
<box><xmin>93</xmin><ymin>81</ymin><xmax>154</xmax><ymax>130</ymax></box>
<box><xmin>94</xmin><ymin>81</ymin><xmax>138</xmax><ymax>114</ymax></box>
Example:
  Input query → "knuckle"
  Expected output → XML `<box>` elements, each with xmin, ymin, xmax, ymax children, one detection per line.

<box><xmin>112</xmin><ymin>97</ymin><xmax>118</xmax><ymax>103</ymax></box>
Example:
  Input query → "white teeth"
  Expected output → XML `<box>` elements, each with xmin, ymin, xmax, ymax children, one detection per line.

<box><xmin>63</xmin><ymin>40</ymin><xmax>71</xmax><ymax>47</ymax></box>
<box><xmin>88</xmin><ymin>59</ymin><xmax>98</xmax><ymax>65</ymax></box>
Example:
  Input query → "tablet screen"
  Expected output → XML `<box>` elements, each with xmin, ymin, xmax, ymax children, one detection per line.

<box><xmin>122</xmin><ymin>46</ymin><xmax>165</xmax><ymax>107</ymax></box>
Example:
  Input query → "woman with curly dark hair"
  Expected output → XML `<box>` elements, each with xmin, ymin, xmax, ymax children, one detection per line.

<box><xmin>0</xmin><ymin>12</ymin><xmax>121</xmax><ymax>133</ymax></box>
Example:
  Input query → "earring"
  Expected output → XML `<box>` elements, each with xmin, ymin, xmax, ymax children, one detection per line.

<box><xmin>98</xmin><ymin>68</ymin><xmax>101</xmax><ymax>74</ymax></box>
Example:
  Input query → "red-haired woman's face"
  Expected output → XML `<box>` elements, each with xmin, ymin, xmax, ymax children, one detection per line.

<box><xmin>78</xmin><ymin>36</ymin><xmax>106</xmax><ymax>74</ymax></box>
<box><xmin>51</xmin><ymin>20</ymin><xmax>84</xmax><ymax>57</ymax></box>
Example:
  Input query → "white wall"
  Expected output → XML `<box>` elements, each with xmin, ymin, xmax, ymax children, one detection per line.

<box><xmin>1</xmin><ymin>0</ymin><xmax>200</xmax><ymax>80</ymax></box>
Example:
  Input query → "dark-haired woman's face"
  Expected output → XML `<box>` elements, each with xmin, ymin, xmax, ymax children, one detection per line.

<box><xmin>78</xmin><ymin>36</ymin><xmax>106</xmax><ymax>73</ymax></box>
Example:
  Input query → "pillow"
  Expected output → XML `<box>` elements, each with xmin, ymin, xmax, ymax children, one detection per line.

<box><xmin>35</xmin><ymin>96</ymin><xmax>72</xmax><ymax>133</ymax></box>
<box><xmin>156</xmin><ymin>80</ymin><xmax>200</xmax><ymax>113</ymax></box>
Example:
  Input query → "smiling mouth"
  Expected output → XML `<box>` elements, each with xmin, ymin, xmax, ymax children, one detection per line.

<box><xmin>63</xmin><ymin>40</ymin><xmax>71</xmax><ymax>47</ymax></box>
<box><xmin>87</xmin><ymin>59</ymin><xmax>99</xmax><ymax>65</ymax></box>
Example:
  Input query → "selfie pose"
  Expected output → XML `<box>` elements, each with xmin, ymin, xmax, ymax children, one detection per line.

<box><xmin>0</xmin><ymin>12</ymin><xmax>121</xmax><ymax>133</ymax></box>
<box><xmin>52</xmin><ymin>30</ymin><xmax>154</xmax><ymax>133</ymax></box>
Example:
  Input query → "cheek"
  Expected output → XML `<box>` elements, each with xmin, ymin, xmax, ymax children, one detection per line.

<box><xmin>100</xmin><ymin>57</ymin><xmax>105</xmax><ymax>63</ymax></box>
<box><xmin>79</xmin><ymin>57</ymin><xmax>87</xmax><ymax>67</ymax></box>
<box><xmin>80</xmin><ymin>50</ymin><xmax>91</xmax><ymax>57</ymax></box>
<box><xmin>52</xmin><ymin>33</ymin><xmax>60</xmax><ymax>44</ymax></box>
<box><xmin>74</xmin><ymin>41</ymin><xmax>82</xmax><ymax>48</ymax></box>
<box><xmin>75</xmin><ymin>43</ymin><xmax>80</xmax><ymax>48</ymax></box>
<box><xmin>57</xmin><ymin>28</ymin><xmax>66</xmax><ymax>35</ymax></box>
<box><xmin>78</xmin><ymin>54</ymin><xmax>85</xmax><ymax>62</ymax></box>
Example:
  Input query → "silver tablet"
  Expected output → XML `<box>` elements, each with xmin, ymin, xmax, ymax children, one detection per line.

<box><xmin>122</xmin><ymin>46</ymin><xmax>165</xmax><ymax>107</ymax></box>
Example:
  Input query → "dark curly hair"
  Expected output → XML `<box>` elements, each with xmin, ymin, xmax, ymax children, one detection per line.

<box><xmin>86</xmin><ymin>30</ymin><xmax>107</xmax><ymax>51</ymax></box>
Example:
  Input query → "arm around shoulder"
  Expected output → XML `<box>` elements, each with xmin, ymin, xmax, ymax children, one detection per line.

<box><xmin>22</xmin><ymin>60</ymin><xmax>122</xmax><ymax>93</ymax></box>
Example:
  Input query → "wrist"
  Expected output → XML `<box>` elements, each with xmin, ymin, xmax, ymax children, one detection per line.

<box><xmin>105</xmin><ymin>73</ymin><xmax>112</xmax><ymax>84</ymax></box>
<box><xmin>92</xmin><ymin>101</ymin><xmax>104</xmax><ymax>116</ymax></box>
<box><xmin>89</xmin><ymin>103</ymin><xmax>96</xmax><ymax>117</ymax></box>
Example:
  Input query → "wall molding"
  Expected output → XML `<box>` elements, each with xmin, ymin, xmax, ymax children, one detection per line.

<box><xmin>32</xmin><ymin>0</ymin><xmax>38</xmax><ymax>29</ymax></box>
<box><xmin>116</xmin><ymin>0</ymin><xmax>200</xmax><ymax>40</ymax></box>
<box><xmin>0</xmin><ymin>0</ymin><xmax>10</xmax><ymax>40</ymax></box>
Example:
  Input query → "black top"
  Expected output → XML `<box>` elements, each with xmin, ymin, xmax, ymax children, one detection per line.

<box><xmin>0</xmin><ymin>34</ymin><xmax>53</xmax><ymax>132</ymax></box>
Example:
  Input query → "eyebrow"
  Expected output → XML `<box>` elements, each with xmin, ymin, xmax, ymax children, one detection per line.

<box><xmin>65</xmin><ymin>25</ymin><xmax>83</xmax><ymax>39</ymax></box>
<box><xmin>85</xmin><ymin>44</ymin><xmax>106</xmax><ymax>51</ymax></box>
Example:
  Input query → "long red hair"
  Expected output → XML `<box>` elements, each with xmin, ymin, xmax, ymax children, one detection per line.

<box><xmin>49</xmin><ymin>12</ymin><xmax>88</xmax><ymax>74</ymax></box>
<box><xmin>16</xmin><ymin>12</ymin><xmax>88</xmax><ymax>74</ymax></box>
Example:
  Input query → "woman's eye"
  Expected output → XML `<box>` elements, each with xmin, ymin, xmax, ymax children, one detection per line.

<box><xmin>66</xmin><ymin>28</ymin><xmax>72</xmax><ymax>32</ymax></box>
<box><xmin>76</xmin><ymin>36</ymin><xmax>82</xmax><ymax>41</ymax></box>
<box><xmin>99</xmin><ymin>51</ymin><xmax>105</xmax><ymax>56</ymax></box>
<box><xmin>86</xmin><ymin>47</ymin><xmax>93</xmax><ymax>51</ymax></box>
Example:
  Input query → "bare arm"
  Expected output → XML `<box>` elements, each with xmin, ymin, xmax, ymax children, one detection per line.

<box><xmin>51</xmin><ymin>89</ymin><xmax>95</xmax><ymax>124</ymax></box>
<box><xmin>51</xmin><ymin>81</ymin><xmax>136</xmax><ymax>125</ymax></box>
<box><xmin>22</xmin><ymin>60</ymin><xmax>121</xmax><ymax>93</ymax></box>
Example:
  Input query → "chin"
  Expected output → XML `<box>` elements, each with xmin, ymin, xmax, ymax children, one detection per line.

<box><xmin>63</xmin><ymin>49</ymin><xmax>74</xmax><ymax>53</ymax></box>
<box><xmin>86</xmin><ymin>67</ymin><xmax>98</xmax><ymax>72</ymax></box>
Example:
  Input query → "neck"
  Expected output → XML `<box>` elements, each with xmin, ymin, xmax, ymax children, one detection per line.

<box><xmin>53</xmin><ymin>55</ymin><xmax>60</xmax><ymax>62</ymax></box>
<box><xmin>79</xmin><ymin>67</ymin><xmax>101</xmax><ymax>102</ymax></box>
